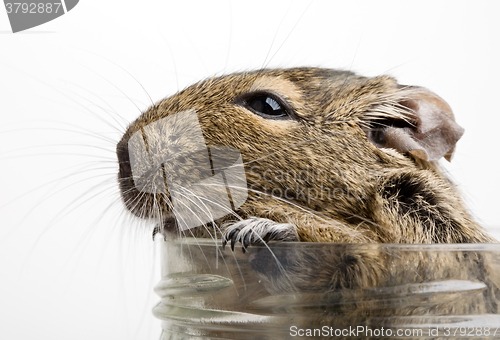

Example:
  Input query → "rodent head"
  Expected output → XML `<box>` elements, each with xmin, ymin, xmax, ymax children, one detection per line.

<box><xmin>116</xmin><ymin>67</ymin><xmax>491</xmax><ymax>243</ymax></box>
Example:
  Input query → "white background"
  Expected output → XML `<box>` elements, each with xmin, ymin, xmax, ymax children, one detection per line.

<box><xmin>0</xmin><ymin>1</ymin><xmax>499</xmax><ymax>339</ymax></box>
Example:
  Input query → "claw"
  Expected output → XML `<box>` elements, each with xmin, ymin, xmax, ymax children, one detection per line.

<box><xmin>222</xmin><ymin>218</ymin><xmax>298</xmax><ymax>253</ymax></box>
<box><xmin>152</xmin><ymin>226</ymin><xmax>161</xmax><ymax>241</ymax></box>
<box><xmin>263</xmin><ymin>230</ymin><xmax>275</xmax><ymax>243</ymax></box>
<box><xmin>231</xmin><ymin>229</ymin><xmax>239</xmax><ymax>251</ymax></box>
<box><xmin>242</xmin><ymin>230</ymin><xmax>252</xmax><ymax>251</ymax></box>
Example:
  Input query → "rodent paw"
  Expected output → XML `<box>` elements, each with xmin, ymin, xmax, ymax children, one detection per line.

<box><xmin>222</xmin><ymin>217</ymin><xmax>299</xmax><ymax>253</ymax></box>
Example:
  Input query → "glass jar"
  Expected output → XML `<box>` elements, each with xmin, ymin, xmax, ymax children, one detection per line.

<box><xmin>154</xmin><ymin>239</ymin><xmax>500</xmax><ymax>339</ymax></box>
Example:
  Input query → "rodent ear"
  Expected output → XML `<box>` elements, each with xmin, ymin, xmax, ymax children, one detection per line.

<box><xmin>368</xmin><ymin>87</ymin><xmax>465</xmax><ymax>162</ymax></box>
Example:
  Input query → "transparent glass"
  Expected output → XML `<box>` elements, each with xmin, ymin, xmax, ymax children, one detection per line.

<box><xmin>154</xmin><ymin>239</ymin><xmax>500</xmax><ymax>339</ymax></box>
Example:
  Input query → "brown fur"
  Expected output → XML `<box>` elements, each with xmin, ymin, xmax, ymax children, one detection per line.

<box><xmin>117</xmin><ymin>67</ymin><xmax>493</xmax><ymax>245</ymax></box>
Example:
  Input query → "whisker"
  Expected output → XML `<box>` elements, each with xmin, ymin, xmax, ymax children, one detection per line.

<box><xmin>260</xmin><ymin>1</ymin><xmax>294</xmax><ymax>70</ymax></box>
<box><xmin>262</xmin><ymin>0</ymin><xmax>314</xmax><ymax>70</ymax></box>
<box><xmin>0</xmin><ymin>162</ymin><xmax>117</xmax><ymax>213</ymax></box>
<box><xmin>325</xmin><ymin>91</ymin><xmax>413</xmax><ymax>123</ymax></box>
<box><xmin>159</xmin><ymin>30</ymin><xmax>180</xmax><ymax>93</ymax></box>
<box><xmin>44</xmin><ymin>81</ymin><xmax>128</xmax><ymax>135</ymax></box>
<box><xmin>167</xmin><ymin>188</ymin><xmax>251</xmax><ymax>290</ymax></box>
<box><xmin>18</xmin><ymin>175</ymin><xmax>119</xmax><ymax>276</ymax></box>
<box><xmin>166</xmin><ymin>192</ymin><xmax>218</xmax><ymax>270</ymax></box>
<box><xmin>0</xmin><ymin>123</ymin><xmax>119</xmax><ymax>145</ymax></box>
<box><xmin>175</xmin><ymin>185</ymin><xmax>245</xmax><ymax>223</ymax></box>
<box><xmin>0</xmin><ymin>143</ymin><xmax>117</xmax><ymax>159</ymax></box>
<box><xmin>185</xmin><ymin>179</ymin><xmax>405</xmax><ymax>243</ymax></box>
<box><xmin>78</xmin><ymin>48</ymin><xmax>157</xmax><ymax>109</ymax></box>
<box><xmin>55</xmin><ymin>80</ymin><xmax>130</xmax><ymax>132</ymax></box>
<box><xmin>221</xmin><ymin>218</ymin><xmax>298</xmax><ymax>292</ymax></box>
<box><xmin>223</xmin><ymin>1</ymin><xmax>232</xmax><ymax>73</ymax></box>
<box><xmin>79</xmin><ymin>63</ymin><xmax>145</xmax><ymax>116</ymax></box>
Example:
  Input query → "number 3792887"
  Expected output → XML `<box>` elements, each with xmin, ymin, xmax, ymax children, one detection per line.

<box><xmin>5</xmin><ymin>3</ymin><xmax>62</xmax><ymax>14</ymax></box>
<box><xmin>443</xmin><ymin>327</ymin><xmax>499</xmax><ymax>337</ymax></box>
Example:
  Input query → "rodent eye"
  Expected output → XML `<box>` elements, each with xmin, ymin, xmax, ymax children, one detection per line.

<box><xmin>236</xmin><ymin>92</ymin><xmax>292</xmax><ymax>119</ymax></box>
<box><xmin>247</xmin><ymin>96</ymin><xmax>286</xmax><ymax>117</ymax></box>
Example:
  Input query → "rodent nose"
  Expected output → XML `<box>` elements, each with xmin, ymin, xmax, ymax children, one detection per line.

<box><xmin>117</xmin><ymin>142</ymin><xmax>132</xmax><ymax>180</ymax></box>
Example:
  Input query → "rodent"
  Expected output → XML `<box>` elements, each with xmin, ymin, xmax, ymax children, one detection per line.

<box><xmin>116</xmin><ymin>67</ymin><xmax>494</xmax><ymax>246</ymax></box>
<box><xmin>116</xmin><ymin>68</ymin><xmax>500</xmax><ymax>330</ymax></box>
